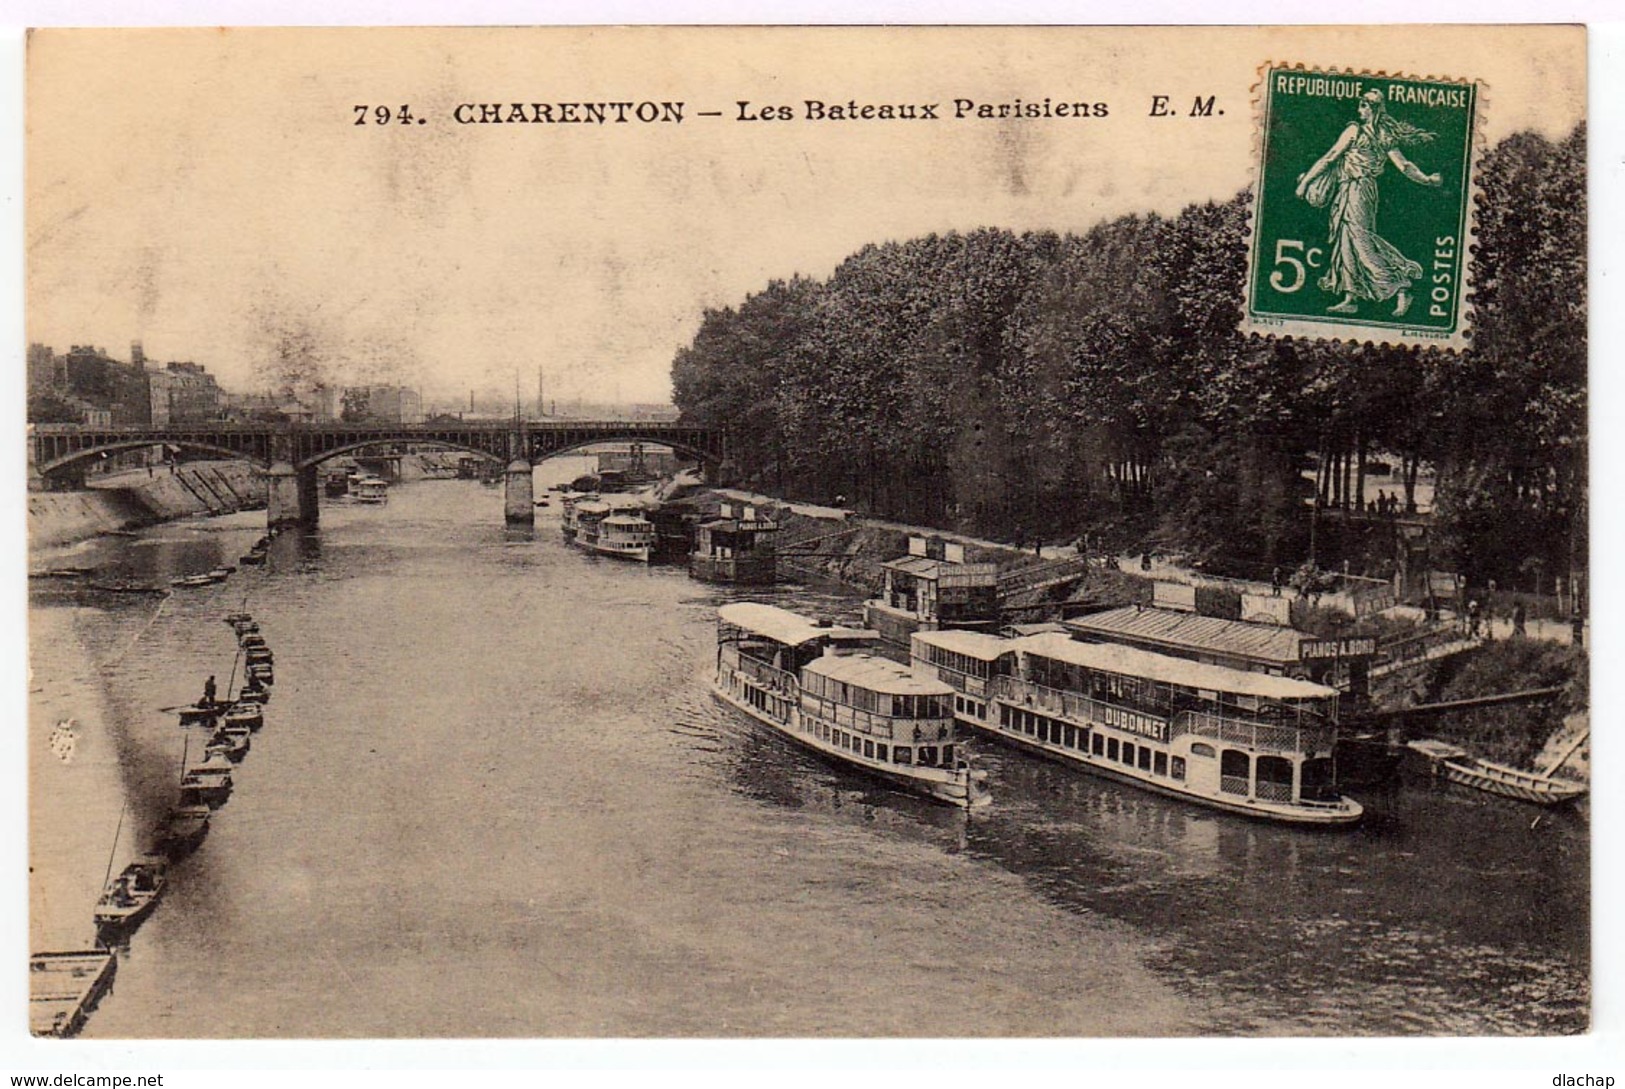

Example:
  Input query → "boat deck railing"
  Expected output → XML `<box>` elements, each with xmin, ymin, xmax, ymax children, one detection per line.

<box><xmin>1172</xmin><ymin>709</ymin><xmax>1335</xmax><ymax>755</ymax></box>
<box><xmin>732</xmin><ymin>653</ymin><xmax>798</xmax><ymax>697</ymax></box>
<box><xmin>799</xmin><ymin>691</ymin><xmax>955</xmax><ymax>743</ymax></box>
<box><xmin>989</xmin><ymin>676</ymin><xmax>1170</xmax><ymax>741</ymax></box>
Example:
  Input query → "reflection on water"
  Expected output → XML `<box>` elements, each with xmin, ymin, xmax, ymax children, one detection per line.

<box><xmin>28</xmin><ymin>475</ymin><xmax>1586</xmax><ymax>1037</ymax></box>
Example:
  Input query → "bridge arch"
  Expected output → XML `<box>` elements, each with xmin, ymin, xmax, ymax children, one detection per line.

<box><xmin>36</xmin><ymin>439</ymin><xmax>271</xmax><ymax>480</ymax></box>
<box><xmin>293</xmin><ymin>438</ymin><xmax>506</xmax><ymax>473</ymax></box>
<box><xmin>529</xmin><ymin>435</ymin><xmax>721</xmax><ymax>474</ymax></box>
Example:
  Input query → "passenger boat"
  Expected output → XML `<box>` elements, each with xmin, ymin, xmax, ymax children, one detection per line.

<box><xmin>572</xmin><ymin>499</ymin><xmax>655</xmax><ymax>562</ymax></box>
<box><xmin>154</xmin><ymin>803</ymin><xmax>212</xmax><ymax>857</ymax></box>
<box><xmin>714</xmin><ymin>603</ymin><xmax>991</xmax><ymax>808</ymax></box>
<box><xmin>93</xmin><ymin>857</ymin><xmax>167</xmax><ymax>931</ymax></box>
<box><xmin>324</xmin><ymin>470</ymin><xmax>351</xmax><ymax>498</ymax></box>
<box><xmin>910</xmin><ymin>629</ymin><xmax>1363</xmax><ymax>826</ymax></box>
<box><xmin>30</xmin><ymin>951</ymin><xmax>117</xmax><ymax>1038</ymax></box>
<box><xmin>1406</xmin><ymin>738</ymin><xmax>1589</xmax><ymax>806</ymax></box>
<box><xmin>351</xmin><ymin>476</ymin><xmax>390</xmax><ymax>504</ymax></box>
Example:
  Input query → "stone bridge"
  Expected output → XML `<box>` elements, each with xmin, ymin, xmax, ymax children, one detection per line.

<box><xmin>30</xmin><ymin>420</ymin><xmax>726</xmax><ymax>527</ymax></box>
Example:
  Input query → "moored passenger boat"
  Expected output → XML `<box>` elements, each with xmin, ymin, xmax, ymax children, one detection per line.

<box><xmin>910</xmin><ymin>628</ymin><xmax>1361</xmax><ymax>826</ymax></box>
<box><xmin>571</xmin><ymin>499</ymin><xmax>655</xmax><ymax>562</ymax></box>
<box><xmin>714</xmin><ymin>603</ymin><xmax>990</xmax><ymax>808</ymax></box>
<box><xmin>351</xmin><ymin>476</ymin><xmax>390</xmax><ymax>504</ymax></box>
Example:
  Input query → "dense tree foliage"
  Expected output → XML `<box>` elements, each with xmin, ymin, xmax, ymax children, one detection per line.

<box><xmin>672</xmin><ymin>126</ymin><xmax>1586</xmax><ymax>588</ymax></box>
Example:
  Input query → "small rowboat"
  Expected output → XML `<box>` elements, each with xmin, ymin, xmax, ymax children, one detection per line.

<box><xmin>224</xmin><ymin>612</ymin><xmax>254</xmax><ymax>625</ymax></box>
<box><xmin>170</xmin><ymin>573</ymin><xmax>226</xmax><ymax>588</ymax></box>
<box><xmin>154</xmin><ymin>804</ymin><xmax>211</xmax><ymax>858</ymax></box>
<box><xmin>180</xmin><ymin>756</ymin><xmax>234</xmax><ymax>808</ymax></box>
<box><xmin>246</xmin><ymin>663</ymin><xmax>274</xmax><ymax>685</ymax></box>
<box><xmin>245</xmin><ymin>649</ymin><xmax>274</xmax><ymax>668</ymax></box>
<box><xmin>224</xmin><ymin>702</ymin><xmax>263</xmax><ymax>732</ymax></box>
<box><xmin>1407</xmin><ymin>739</ymin><xmax>1589</xmax><ymax>807</ymax></box>
<box><xmin>235</xmin><ymin>686</ymin><xmax>269</xmax><ymax>706</ymax></box>
<box><xmin>204</xmin><ymin>726</ymin><xmax>249</xmax><ymax>763</ymax></box>
<box><xmin>239</xmin><ymin>552</ymin><xmax>266</xmax><ymax>566</ymax></box>
<box><xmin>164</xmin><ymin>703</ymin><xmax>223</xmax><ymax>727</ymax></box>
<box><xmin>93</xmin><ymin>857</ymin><xmax>167</xmax><ymax>931</ymax></box>
<box><xmin>240</xmin><ymin>632</ymin><xmax>267</xmax><ymax>648</ymax></box>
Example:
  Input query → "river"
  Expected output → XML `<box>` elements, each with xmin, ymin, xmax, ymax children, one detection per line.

<box><xmin>28</xmin><ymin>469</ymin><xmax>1588</xmax><ymax>1037</ymax></box>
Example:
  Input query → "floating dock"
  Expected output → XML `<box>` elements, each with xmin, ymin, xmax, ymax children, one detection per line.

<box><xmin>30</xmin><ymin>950</ymin><xmax>117</xmax><ymax>1038</ymax></box>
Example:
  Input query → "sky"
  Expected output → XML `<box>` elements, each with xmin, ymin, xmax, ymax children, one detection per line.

<box><xmin>24</xmin><ymin>25</ymin><xmax>1584</xmax><ymax>408</ymax></box>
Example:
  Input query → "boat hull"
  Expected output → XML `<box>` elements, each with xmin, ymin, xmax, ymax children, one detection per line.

<box><xmin>1435</xmin><ymin>761</ymin><xmax>1587</xmax><ymax>806</ymax></box>
<box><xmin>964</xmin><ymin>713</ymin><xmax>1362</xmax><ymax>827</ymax></box>
<box><xmin>30</xmin><ymin>952</ymin><xmax>117</xmax><ymax>1038</ymax></box>
<box><xmin>712</xmin><ymin>682</ymin><xmax>988</xmax><ymax>808</ymax></box>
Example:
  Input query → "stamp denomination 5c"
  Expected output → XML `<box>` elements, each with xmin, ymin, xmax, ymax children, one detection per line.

<box><xmin>1242</xmin><ymin>65</ymin><xmax>1482</xmax><ymax>350</ymax></box>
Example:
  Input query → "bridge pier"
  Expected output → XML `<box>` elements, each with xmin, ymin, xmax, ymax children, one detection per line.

<box><xmin>504</xmin><ymin>460</ymin><xmax>534</xmax><ymax>526</ymax></box>
<box><xmin>266</xmin><ymin>462</ymin><xmax>320</xmax><ymax>527</ymax></box>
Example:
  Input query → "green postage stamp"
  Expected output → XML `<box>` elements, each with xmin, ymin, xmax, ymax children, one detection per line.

<box><xmin>1242</xmin><ymin>65</ymin><xmax>1482</xmax><ymax>350</ymax></box>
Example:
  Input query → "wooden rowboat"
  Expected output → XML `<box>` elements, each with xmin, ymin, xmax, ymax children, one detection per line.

<box><xmin>1407</xmin><ymin>738</ymin><xmax>1588</xmax><ymax>807</ymax></box>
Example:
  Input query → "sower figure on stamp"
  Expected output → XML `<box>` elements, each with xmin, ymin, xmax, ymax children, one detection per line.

<box><xmin>1295</xmin><ymin>89</ymin><xmax>1442</xmax><ymax>317</ymax></box>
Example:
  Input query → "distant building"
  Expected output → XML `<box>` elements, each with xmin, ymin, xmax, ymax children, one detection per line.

<box><xmin>160</xmin><ymin>361</ymin><xmax>223</xmax><ymax>423</ymax></box>
<box><xmin>62</xmin><ymin>345</ymin><xmax>151</xmax><ymax>426</ymax></box>
<box><xmin>342</xmin><ymin>384</ymin><xmax>423</xmax><ymax>424</ymax></box>
<box><xmin>27</xmin><ymin>343</ymin><xmax>64</xmax><ymax>394</ymax></box>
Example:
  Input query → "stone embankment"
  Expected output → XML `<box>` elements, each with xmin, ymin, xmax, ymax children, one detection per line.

<box><xmin>29</xmin><ymin>462</ymin><xmax>266</xmax><ymax>551</ymax></box>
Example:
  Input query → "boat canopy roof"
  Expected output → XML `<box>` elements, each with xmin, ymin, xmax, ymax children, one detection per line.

<box><xmin>602</xmin><ymin>514</ymin><xmax>651</xmax><ymax>526</ymax></box>
<box><xmin>912</xmin><ymin>628</ymin><xmax>1018</xmax><ymax>662</ymax></box>
<box><xmin>718</xmin><ymin>603</ymin><xmax>877</xmax><ymax>648</ymax></box>
<box><xmin>1015</xmin><ymin>632</ymin><xmax>1339</xmax><ymax>701</ymax></box>
<box><xmin>802</xmin><ymin>653</ymin><xmax>955</xmax><ymax>696</ymax></box>
<box><xmin>1064</xmin><ymin>605</ymin><xmax>1309</xmax><ymax>664</ymax></box>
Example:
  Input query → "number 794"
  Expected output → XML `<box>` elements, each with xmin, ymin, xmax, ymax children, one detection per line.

<box><xmin>353</xmin><ymin>104</ymin><xmax>422</xmax><ymax>125</ymax></box>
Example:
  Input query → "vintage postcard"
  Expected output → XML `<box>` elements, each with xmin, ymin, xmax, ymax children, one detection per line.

<box><xmin>22</xmin><ymin>25</ymin><xmax>1587</xmax><ymax>1044</ymax></box>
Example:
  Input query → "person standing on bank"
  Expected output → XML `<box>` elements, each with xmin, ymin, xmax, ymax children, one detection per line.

<box><xmin>202</xmin><ymin>674</ymin><xmax>217</xmax><ymax>707</ymax></box>
<box><xmin>1295</xmin><ymin>89</ymin><xmax>1443</xmax><ymax>317</ymax></box>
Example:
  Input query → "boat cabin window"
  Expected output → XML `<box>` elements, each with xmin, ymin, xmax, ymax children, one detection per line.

<box><xmin>1171</xmin><ymin>756</ymin><xmax>1186</xmax><ymax>780</ymax></box>
<box><xmin>1107</xmin><ymin>738</ymin><xmax>1119</xmax><ymax>762</ymax></box>
<box><xmin>876</xmin><ymin>743</ymin><xmax>888</xmax><ymax>762</ymax></box>
<box><xmin>942</xmin><ymin>744</ymin><xmax>955</xmax><ymax>766</ymax></box>
<box><xmin>1300</xmin><ymin>757</ymin><xmax>1338</xmax><ymax>802</ymax></box>
<box><xmin>894</xmin><ymin>747</ymin><xmax>912</xmax><ymax>765</ymax></box>
<box><xmin>1190</xmin><ymin>742</ymin><xmax>1216</xmax><ymax>759</ymax></box>
<box><xmin>863</xmin><ymin>739</ymin><xmax>875</xmax><ymax>759</ymax></box>
<box><xmin>1138</xmin><ymin>747</ymin><xmax>1152</xmax><ymax>772</ymax></box>
<box><xmin>918</xmin><ymin>746</ymin><xmax>939</xmax><ymax>767</ymax></box>
<box><xmin>1256</xmin><ymin>755</ymin><xmax>1294</xmax><ymax>802</ymax></box>
<box><xmin>1154</xmin><ymin>751</ymin><xmax>1168</xmax><ymax>776</ymax></box>
<box><xmin>1091</xmin><ymin>733</ymin><xmax>1104</xmax><ymax>757</ymax></box>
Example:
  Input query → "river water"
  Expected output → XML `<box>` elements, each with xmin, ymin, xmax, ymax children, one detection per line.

<box><xmin>28</xmin><ymin>470</ymin><xmax>1588</xmax><ymax>1037</ymax></box>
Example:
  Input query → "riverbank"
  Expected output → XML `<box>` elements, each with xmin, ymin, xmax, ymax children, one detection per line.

<box><xmin>28</xmin><ymin>462</ymin><xmax>266</xmax><ymax>554</ymax></box>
